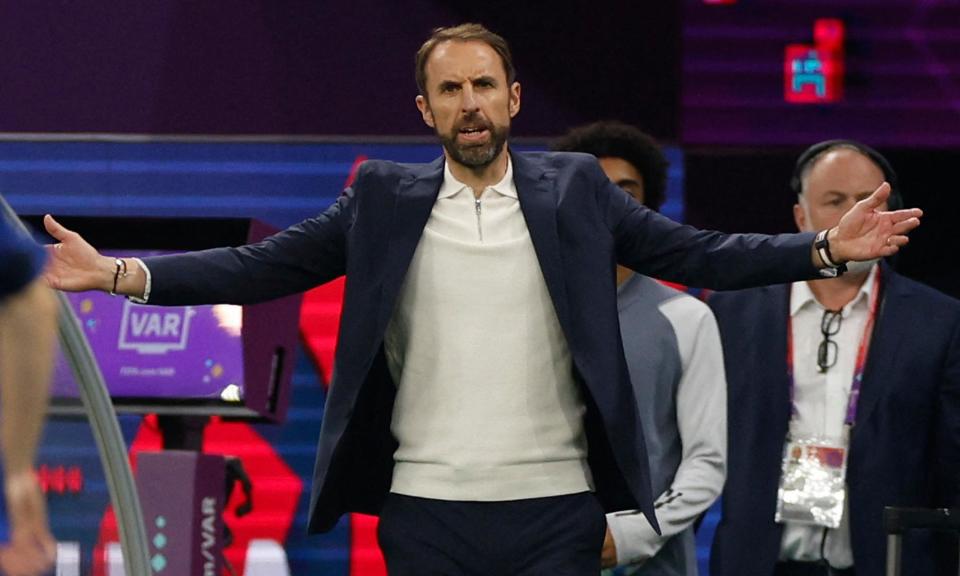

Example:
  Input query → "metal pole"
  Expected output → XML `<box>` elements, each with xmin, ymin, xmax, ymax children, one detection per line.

<box><xmin>885</xmin><ymin>532</ymin><xmax>901</xmax><ymax>576</ymax></box>
<box><xmin>56</xmin><ymin>293</ymin><xmax>152</xmax><ymax>575</ymax></box>
<box><xmin>883</xmin><ymin>507</ymin><xmax>960</xmax><ymax>576</ymax></box>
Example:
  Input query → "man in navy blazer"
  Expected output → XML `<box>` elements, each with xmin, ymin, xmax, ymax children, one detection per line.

<box><xmin>708</xmin><ymin>141</ymin><xmax>959</xmax><ymax>576</ymax></box>
<box><xmin>42</xmin><ymin>27</ymin><xmax>922</xmax><ymax>575</ymax></box>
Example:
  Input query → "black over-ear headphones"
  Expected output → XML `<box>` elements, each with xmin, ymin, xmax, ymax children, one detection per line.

<box><xmin>790</xmin><ymin>139</ymin><xmax>903</xmax><ymax>211</ymax></box>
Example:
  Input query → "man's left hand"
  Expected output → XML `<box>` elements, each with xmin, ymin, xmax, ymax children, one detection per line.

<box><xmin>829</xmin><ymin>181</ymin><xmax>923</xmax><ymax>263</ymax></box>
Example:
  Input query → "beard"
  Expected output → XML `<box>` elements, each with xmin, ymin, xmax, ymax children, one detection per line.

<box><xmin>438</xmin><ymin>114</ymin><xmax>510</xmax><ymax>169</ymax></box>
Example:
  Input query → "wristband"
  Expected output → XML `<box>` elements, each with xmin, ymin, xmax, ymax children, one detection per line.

<box><xmin>109</xmin><ymin>258</ymin><xmax>128</xmax><ymax>296</ymax></box>
<box><xmin>814</xmin><ymin>229</ymin><xmax>847</xmax><ymax>275</ymax></box>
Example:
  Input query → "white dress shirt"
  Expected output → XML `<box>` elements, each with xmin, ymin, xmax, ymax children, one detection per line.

<box><xmin>779</xmin><ymin>264</ymin><xmax>879</xmax><ymax>568</ymax></box>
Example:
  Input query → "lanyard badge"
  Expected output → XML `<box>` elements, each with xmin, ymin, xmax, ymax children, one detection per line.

<box><xmin>775</xmin><ymin>269</ymin><xmax>882</xmax><ymax>529</ymax></box>
<box><xmin>775</xmin><ymin>432</ymin><xmax>848</xmax><ymax>528</ymax></box>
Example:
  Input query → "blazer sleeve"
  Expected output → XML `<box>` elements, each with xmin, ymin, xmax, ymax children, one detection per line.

<box><xmin>588</xmin><ymin>160</ymin><xmax>821</xmax><ymax>290</ymax></box>
<box><xmin>143</xmin><ymin>183</ymin><xmax>358</xmax><ymax>306</ymax></box>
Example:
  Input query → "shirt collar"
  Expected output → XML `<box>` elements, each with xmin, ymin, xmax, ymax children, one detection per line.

<box><xmin>438</xmin><ymin>156</ymin><xmax>516</xmax><ymax>199</ymax></box>
<box><xmin>790</xmin><ymin>263</ymin><xmax>879</xmax><ymax>317</ymax></box>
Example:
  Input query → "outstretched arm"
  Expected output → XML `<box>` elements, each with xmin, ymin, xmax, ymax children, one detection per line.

<box><xmin>0</xmin><ymin>278</ymin><xmax>58</xmax><ymax>576</ymax></box>
<box><xmin>604</xmin><ymin>176</ymin><xmax>921</xmax><ymax>287</ymax></box>
<box><xmin>42</xmin><ymin>183</ymin><xmax>355</xmax><ymax>307</ymax></box>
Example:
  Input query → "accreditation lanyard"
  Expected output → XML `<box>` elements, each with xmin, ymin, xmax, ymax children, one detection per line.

<box><xmin>785</xmin><ymin>268</ymin><xmax>883</xmax><ymax>428</ymax></box>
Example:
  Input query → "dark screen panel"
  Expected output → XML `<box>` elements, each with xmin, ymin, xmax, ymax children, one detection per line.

<box><xmin>683</xmin><ymin>0</ymin><xmax>960</xmax><ymax>147</ymax></box>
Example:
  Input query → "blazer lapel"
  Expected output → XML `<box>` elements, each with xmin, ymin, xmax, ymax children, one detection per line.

<box><xmin>377</xmin><ymin>156</ymin><xmax>444</xmax><ymax>332</ymax></box>
<box><xmin>852</xmin><ymin>266</ymin><xmax>907</xmax><ymax>438</ymax></box>
<box><xmin>512</xmin><ymin>152</ymin><xmax>571</xmax><ymax>333</ymax></box>
<box><xmin>770</xmin><ymin>287</ymin><xmax>794</xmax><ymax>442</ymax></box>
<box><xmin>769</xmin><ymin>286</ymin><xmax>793</xmax><ymax>413</ymax></box>
<box><xmin>745</xmin><ymin>285</ymin><xmax>793</xmax><ymax>440</ymax></box>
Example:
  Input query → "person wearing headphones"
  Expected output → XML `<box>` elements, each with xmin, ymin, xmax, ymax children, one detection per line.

<box><xmin>707</xmin><ymin>140</ymin><xmax>960</xmax><ymax>576</ymax></box>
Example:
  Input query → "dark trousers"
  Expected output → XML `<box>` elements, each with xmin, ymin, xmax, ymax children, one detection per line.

<box><xmin>377</xmin><ymin>492</ymin><xmax>607</xmax><ymax>576</ymax></box>
<box><xmin>774</xmin><ymin>561</ymin><xmax>856</xmax><ymax>576</ymax></box>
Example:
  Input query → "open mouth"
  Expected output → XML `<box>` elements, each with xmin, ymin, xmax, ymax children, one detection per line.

<box><xmin>458</xmin><ymin>125</ymin><xmax>490</xmax><ymax>143</ymax></box>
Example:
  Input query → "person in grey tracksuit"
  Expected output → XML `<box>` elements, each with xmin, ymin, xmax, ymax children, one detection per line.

<box><xmin>555</xmin><ymin>122</ymin><xmax>726</xmax><ymax>576</ymax></box>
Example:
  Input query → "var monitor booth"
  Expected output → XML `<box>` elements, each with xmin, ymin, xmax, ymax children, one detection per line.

<box><xmin>26</xmin><ymin>215</ymin><xmax>301</xmax><ymax>425</ymax></box>
<box><xmin>23</xmin><ymin>215</ymin><xmax>303</xmax><ymax>575</ymax></box>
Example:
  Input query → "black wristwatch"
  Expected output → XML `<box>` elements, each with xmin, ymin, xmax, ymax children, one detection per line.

<box><xmin>815</xmin><ymin>229</ymin><xmax>847</xmax><ymax>277</ymax></box>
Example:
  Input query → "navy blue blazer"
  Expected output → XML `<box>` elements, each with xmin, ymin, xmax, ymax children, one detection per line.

<box><xmin>144</xmin><ymin>151</ymin><xmax>820</xmax><ymax>534</ymax></box>
<box><xmin>708</xmin><ymin>264</ymin><xmax>960</xmax><ymax>576</ymax></box>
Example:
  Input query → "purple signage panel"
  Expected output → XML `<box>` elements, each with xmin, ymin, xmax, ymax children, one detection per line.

<box><xmin>52</xmin><ymin>250</ymin><xmax>245</xmax><ymax>404</ymax></box>
<box><xmin>136</xmin><ymin>451</ymin><xmax>225</xmax><ymax>575</ymax></box>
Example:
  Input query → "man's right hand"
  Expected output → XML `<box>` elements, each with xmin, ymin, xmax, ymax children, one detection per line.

<box><xmin>42</xmin><ymin>215</ymin><xmax>115</xmax><ymax>293</ymax></box>
<box><xmin>601</xmin><ymin>526</ymin><xmax>618</xmax><ymax>569</ymax></box>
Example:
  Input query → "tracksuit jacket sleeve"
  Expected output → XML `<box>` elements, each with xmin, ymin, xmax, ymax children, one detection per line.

<box><xmin>606</xmin><ymin>301</ymin><xmax>727</xmax><ymax>566</ymax></box>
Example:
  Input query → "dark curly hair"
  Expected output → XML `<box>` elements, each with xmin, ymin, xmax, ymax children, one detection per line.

<box><xmin>552</xmin><ymin>121</ymin><xmax>668</xmax><ymax>212</ymax></box>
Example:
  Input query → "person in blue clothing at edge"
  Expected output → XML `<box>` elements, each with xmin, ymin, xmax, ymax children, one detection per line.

<box><xmin>707</xmin><ymin>140</ymin><xmax>959</xmax><ymax>576</ymax></box>
<box><xmin>40</xmin><ymin>23</ymin><xmax>921</xmax><ymax>575</ymax></box>
<box><xmin>0</xmin><ymin>209</ymin><xmax>58</xmax><ymax>576</ymax></box>
<box><xmin>554</xmin><ymin>121</ymin><xmax>725</xmax><ymax>576</ymax></box>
